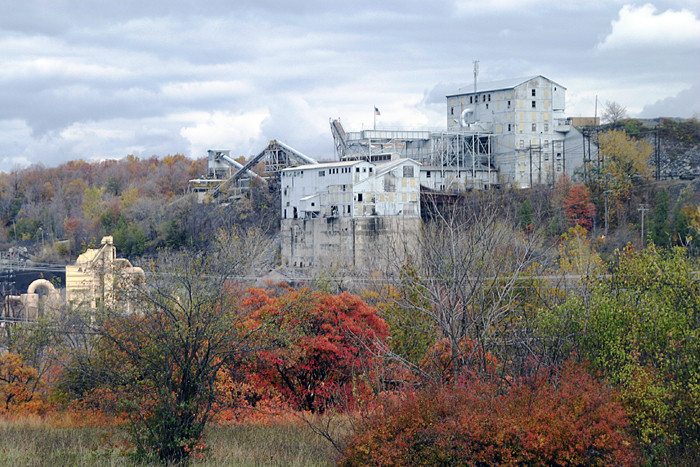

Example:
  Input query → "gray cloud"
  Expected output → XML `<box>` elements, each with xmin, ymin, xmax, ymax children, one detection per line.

<box><xmin>639</xmin><ymin>83</ymin><xmax>700</xmax><ymax>118</ymax></box>
<box><xmin>0</xmin><ymin>0</ymin><xmax>698</xmax><ymax>173</ymax></box>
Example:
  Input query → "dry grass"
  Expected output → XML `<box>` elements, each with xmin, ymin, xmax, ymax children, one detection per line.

<box><xmin>0</xmin><ymin>416</ymin><xmax>338</xmax><ymax>466</ymax></box>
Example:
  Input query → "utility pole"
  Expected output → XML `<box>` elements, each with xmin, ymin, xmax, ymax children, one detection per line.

<box><xmin>655</xmin><ymin>125</ymin><xmax>661</xmax><ymax>180</ymax></box>
<box><xmin>538</xmin><ymin>137</ymin><xmax>542</xmax><ymax>186</ymax></box>
<box><xmin>604</xmin><ymin>190</ymin><xmax>612</xmax><ymax>236</ymax></box>
<box><xmin>529</xmin><ymin>145</ymin><xmax>533</xmax><ymax>188</ymax></box>
<box><xmin>562</xmin><ymin>139</ymin><xmax>566</xmax><ymax>175</ymax></box>
<box><xmin>638</xmin><ymin>203</ymin><xmax>649</xmax><ymax>248</ymax></box>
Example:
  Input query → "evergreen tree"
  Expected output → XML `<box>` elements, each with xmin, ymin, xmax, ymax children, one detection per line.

<box><xmin>650</xmin><ymin>189</ymin><xmax>670</xmax><ymax>246</ymax></box>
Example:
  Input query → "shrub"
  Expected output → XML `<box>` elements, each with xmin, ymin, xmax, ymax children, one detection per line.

<box><xmin>340</xmin><ymin>361</ymin><xmax>639</xmax><ymax>466</ymax></box>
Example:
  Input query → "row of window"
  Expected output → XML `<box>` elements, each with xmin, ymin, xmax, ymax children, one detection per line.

<box><xmin>451</xmin><ymin>99</ymin><xmax>541</xmax><ymax>116</ymax></box>
<box><xmin>507</xmin><ymin>122</ymin><xmax>551</xmax><ymax>133</ymax></box>
<box><xmin>460</xmin><ymin>88</ymin><xmax>536</xmax><ymax>105</ymax></box>
<box><xmin>318</xmin><ymin>166</ymin><xmax>372</xmax><ymax>177</ymax></box>
<box><xmin>518</xmin><ymin>140</ymin><xmax>563</xmax><ymax>149</ymax></box>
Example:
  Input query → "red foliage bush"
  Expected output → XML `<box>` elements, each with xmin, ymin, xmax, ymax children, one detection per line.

<box><xmin>340</xmin><ymin>360</ymin><xmax>639</xmax><ymax>466</ymax></box>
<box><xmin>240</xmin><ymin>288</ymin><xmax>388</xmax><ymax>413</ymax></box>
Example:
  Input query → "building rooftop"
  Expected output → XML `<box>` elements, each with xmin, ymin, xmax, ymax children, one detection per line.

<box><xmin>448</xmin><ymin>75</ymin><xmax>565</xmax><ymax>96</ymax></box>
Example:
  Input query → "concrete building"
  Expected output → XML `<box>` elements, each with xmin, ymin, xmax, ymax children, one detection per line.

<box><xmin>66</xmin><ymin>236</ymin><xmax>144</xmax><ymax>311</ymax></box>
<box><xmin>281</xmin><ymin>158</ymin><xmax>422</xmax><ymax>271</ymax></box>
<box><xmin>446</xmin><ymin>75</ymin><xmax>584</xmax><ymax>187</ymax></box>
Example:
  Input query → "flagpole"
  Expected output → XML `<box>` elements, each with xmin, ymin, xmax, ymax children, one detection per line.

<box><xmin>373</xmin><ymin>105</ymin><xmax>376</xmax><ymax>131</ymax></box>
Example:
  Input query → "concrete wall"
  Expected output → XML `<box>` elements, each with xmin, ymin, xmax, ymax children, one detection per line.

<box><xmin>281</xmin><ymin>216</ymin><xmax>421</xmax><ymax>274</ymax></box>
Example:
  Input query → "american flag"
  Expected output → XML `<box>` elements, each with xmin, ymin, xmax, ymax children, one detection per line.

<box><xmin>374</xmin><ymin>106</ymin><xmax>381</xmax><ymax>116</ymax></box>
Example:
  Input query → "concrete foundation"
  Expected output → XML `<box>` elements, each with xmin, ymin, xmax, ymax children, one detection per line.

<box><xmin>281</xmin><ymin>216</ymin><xmax>421</xmax><ymax>274</ymax></box>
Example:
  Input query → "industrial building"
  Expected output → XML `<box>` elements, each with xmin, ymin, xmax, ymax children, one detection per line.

<box><xmin>327</xmin><ymin>76</ymin><xmax>588</xmax><ymax>190</ymax></box>
<box><xmin>280</xmin><ymin>158</ymin><xmax>421</xmax><ymax>271</ymax></box>
<box><xmin>186</xmin><ymin>74</ymin><xmax>592</xmax><ymax>272</ymax></box>
<box><xmin>331</xmin><ymin>122</ymin><xmax>497</xmax><ymax>191</ymax></box>
<box><xmin>2</xmin><ymin>236</ymin><xmax>145</xmax><ymax>322</ymax></box>
<box><xmin>66</xmin><ymin>236</ymin><xmax>144</xmax><ymax>311</ymax></box>
<box><xmin>190</xmin><ymin>75</ymin><xmax>588</xmax><ymax>199</ymax></box>
<box><xmin>188</xmin><ymin>142</ymin><xmax>317</xmax><ymax>202</ymax></box>
<box><xmin>446</xmin><ymin>75</ymin><xmax>585</xmax><ymax>187</ymax></box>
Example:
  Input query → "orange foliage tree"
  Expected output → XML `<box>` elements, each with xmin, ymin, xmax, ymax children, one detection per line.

<box><xmin>0</xmin><ymin>352</ymin><xmax>44</xmax><ymax>414</ymax></box>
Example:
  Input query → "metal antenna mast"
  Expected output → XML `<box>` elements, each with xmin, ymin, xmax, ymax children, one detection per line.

<box><xmin>473</xmin><ymin>60</ymin><xmax>479</xmax><ymax>122</ymax></box>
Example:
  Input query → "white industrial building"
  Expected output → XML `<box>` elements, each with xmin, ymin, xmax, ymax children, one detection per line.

<box><xmin>280</xmin><ymin>158</ymin><xmax>421</xmax><ymax>271</ymax></box>
<box><xmin>446</xmin><ymin>75</ymin><xmax>584</xmax><ymax>188</ymax></box>
<box><xmin>281</xmin><ymin>158</ymin><xmax>422</xmax><ymax>220</ymax></box>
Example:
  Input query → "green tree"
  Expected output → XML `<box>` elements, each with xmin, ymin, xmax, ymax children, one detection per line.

<box><xmin>113</xmin><ymin>220</ymin><xmax>147</xmax><ymax>257</ymax></box>
<box><xmin>548</xmin><ymin>245</ymin><xmax>700</xmax><ymax>463</ymax></box>
<box><xmin>81</xmin><ymin>186</ymin><xmax>106</xmax><ymax>227</ymax></box>
<box><xmin>371</xmin><ymin>263</ymin><xmax>436</xmax><ymax>365</ymax></box>
<box><xmin>650</xmin><ymin>188</ymin><xmax>670</xmax><ymax>246</ymax></box>
<box><xmin>516</xmin><ymin>199</ymin><xmax>533</xmax><ymax>230</ymax></box>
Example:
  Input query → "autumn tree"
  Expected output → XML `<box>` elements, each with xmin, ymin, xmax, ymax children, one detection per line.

<box><xmin>562</xmin><ymin>183</ymin><xmax>596</xmax><ymax>230</ymax></box>
<box><xmin>68</xmin><ymin>227</ymin><xmax>271</xmax><ymax>463</ymax></box>
<box><xmin>547</xmin><ymin>173</ymin><xmax>573</xmax><ymax>235</ymax></box>
<box><xmin>591</xmin><ymin>129</ymin><xmax>652</xmax><ymax>225</ymax></box>
<box><xmin>240</xmin><ymin>288</ymin><xmax>388</xmax><ymax>414</ymax></box>
<box><xmin>0</xmin><ymin>352</ymin><xmax>44</xmax><ymax>413</ymax></box>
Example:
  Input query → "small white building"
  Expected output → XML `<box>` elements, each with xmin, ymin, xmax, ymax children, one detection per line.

<box><xmin>446</xmin><ymin>75</ymin><xmax>583</xmax><ymax>187</ymax></box>
<box><xmin>281</xmin><ymin>158</ymin><xmax>421</xmax><ymax>220</ymax></box>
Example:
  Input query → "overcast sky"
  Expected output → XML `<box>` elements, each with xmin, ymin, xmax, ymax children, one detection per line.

<box><xmin>1</xmin><ymin>1</ymin><xmax>698</xmax><ymax>173</ymax></box>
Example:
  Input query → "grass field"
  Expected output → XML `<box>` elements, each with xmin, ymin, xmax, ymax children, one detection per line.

<box><xmin>0</xmin><ymin>417</ymin><xmax>338</xmax><ymax>466</ymax></box>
